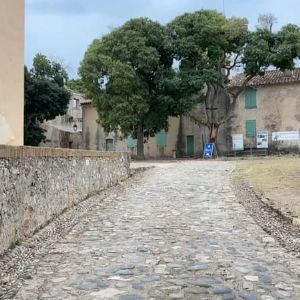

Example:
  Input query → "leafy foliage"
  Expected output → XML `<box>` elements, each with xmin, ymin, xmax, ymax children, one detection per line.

<box><xmin>167</xmin><ymin>10</ymin><xmax>300</xmax><ymax>148</ymax></box>
<box><xmin>67</xmin><ymin>79</ymin><xmax>88</xmax><ymax>94</ymax></box>
<box><xmin>80</xmin><ymin>18</ymin><xmax>198</xmax><ymax>158</ymax></box>
<box><xmin>24</xmin><ymin>54</ymin><xmax>70</xmax><ymax>146</ymax></box>
<box><xmin>242</xmin><ymin>25</ymin><xmax>300</xmax><ymax>75</ymax></box>
<box><xmin>257</xmin><ymin>13</ymin><xmax>277</xmax><ymax>32</ymax></box>
<box><xmin>167</xmin><ymin>10</ymin><xmax>249</xmax><ymax>87</ymax></box>
<box><xmin>169</xmin><ymin>10</ymin><xmax>300</xmax><ymax>89</ymax></box>
<box><xmin>80</xmin><ymin>11</ymin><xmax>300</xmax><ymax>155</ymax></box>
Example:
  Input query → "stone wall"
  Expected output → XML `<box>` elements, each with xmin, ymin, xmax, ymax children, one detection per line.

<box><xmin>0</xmin><ymin>145</ymin><xmax>130</xmax><ymax>255</ymax></box>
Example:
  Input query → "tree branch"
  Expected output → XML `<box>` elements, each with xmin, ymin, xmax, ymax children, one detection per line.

<box><xmin>228</xmin><ymin>74</ymin><xmax>255</xmax><ymax>100</ymax></box>
<box><xmin>228</xmin><ymin>54</ymin><xmax>240</xmax><ymax>72</ymax></box>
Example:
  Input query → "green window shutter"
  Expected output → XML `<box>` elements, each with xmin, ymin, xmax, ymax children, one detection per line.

<box><xmin>106</xmin><ymin>139</ymin><xmax>114</xmax><ymax>151</ymax></box>
<box><xmin>246</xmin><ymin>120</ymin><xmax>256</xmax><ymax>137</ymax></box>
<box><xmin>127</xmin><ymin>135</ymin><xmax>137</xmax><ymax>149</ymax></box>
<box><xmin>156</xmin><ymin>130</ymin><xmax>167</xmax><ymax>148</ymax></box>
<box><xmin>245</xmin><ymin>89</ymin><xmax>257</xmax><ymax>108</ymax></box>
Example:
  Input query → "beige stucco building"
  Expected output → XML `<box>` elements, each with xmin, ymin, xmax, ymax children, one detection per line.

<box><xmin>0</xmin><ymin>0</ymin><xmax>25</xmax><ymax>145</ymax></box>
<box><xmin>229</xmin><ymin>69</ymin><xmax>300</xmax><ymax>151</ymax></box>
<box><xmin>81</xmin><ymin>99</ymin><xmax>128</xmax><ymax>152</ymax></box>
<box><xmin>81</xmin><ymin>100</ymin><xmax>206</xmax><ymax>158</ymax></box>
<box><xmin>142</xmin><ymin>116</ymin><xmax>206</xmax><ymax>158</ymax></box>
<box><xmin>80</xmin><ymin>69</ymin><xmax>300</xmax><ymax>156</ymax></box>
<box><xmin>40</xmin><ymin>92</ymin><xmax>83</xmax><ymax>149</ymax></box>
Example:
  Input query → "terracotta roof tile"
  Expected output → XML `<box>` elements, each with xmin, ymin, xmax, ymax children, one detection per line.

<box><xmin>70</xmin><ymin>91</ymin><xmax>92</xmax><ymax>104</ymax></box>
<box><xmin>79</xmin><ymin>98</ymin><xmax>92</xmax><ymax>104</ymax></box>
<box><xmin>229</xmin><ymin>69</ymin><xmax>300</xmax><ymax>88</ymax></box>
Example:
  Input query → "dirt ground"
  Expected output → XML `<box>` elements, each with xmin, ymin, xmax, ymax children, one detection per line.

<box><xmin>236</xmin><ymin>157</ymin><xmax>300</xmax><ymax>218</ymax></box>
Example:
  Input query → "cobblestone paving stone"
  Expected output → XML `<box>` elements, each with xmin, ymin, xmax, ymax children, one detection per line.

<box><xmin>14</xmin><ymin>161</ymin><xmax>300</xmax><ymax>299</ymax></box>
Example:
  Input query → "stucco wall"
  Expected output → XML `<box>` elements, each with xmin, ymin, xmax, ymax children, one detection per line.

<box><xmin>0</xmin><ymin>0</ymin><xmax>24</xmax><ymax>145</ymax></box>
<box><xmin>82</xmin><ymin>103</ymin><xmax>208</xmax><ymax>158</ymax></box>
<box><xmin>41</xmin><ymin>94</ymin><xmax>83</xmax><ymax>149</ymax></box>
<box><xmin>0</xmin><ymin>145</ymin><xmax>130</xmax><ymax>255</ymax></box>
<box><xmin>144</xmin><ymin>116</ymin><xmax>206</xmax><ymax>158</ymax></box>
<box><xmin>231</xmin><ymin>83</ymin><xmax>300</xmax><ymax>149</ymax></box>
<box><xmin>82</xmin><ymin>104</ymin><xmax>128</xmax><ymax>151</ymax></box>
<box><xmin>144</xmin><ymin>117</ymin><xmax>179</xmax><ymax>158</ymax></box>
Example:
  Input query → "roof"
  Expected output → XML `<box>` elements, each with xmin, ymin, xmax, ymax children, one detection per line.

<box><xmin>79</xmin><ymin>98</ymin><xmax>92</xmax><ymax>105</ymax></box>
<box><xmin>229</xmin><ymin>69</ymin><xmax>300</xmax><ymax>88</ymax></box>
<box><xmin>71</xmin><ymin>91</ymin><xmax>92</xmax><ymax>104</ymax></box>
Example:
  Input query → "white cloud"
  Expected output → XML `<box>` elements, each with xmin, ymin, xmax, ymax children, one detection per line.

<box><xmin>25</xmin><ymin>0</ymin><xmax>300</xmax><ymax>78</ymax></box>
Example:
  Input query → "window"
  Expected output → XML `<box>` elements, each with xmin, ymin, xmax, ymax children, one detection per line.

<box><xmin>246</xmin><ymin>120</ymin><xmax>256</xmax><ymax>137</ymax></box>
<box><xmin>127</xmin><ymin>135</ymin><xmax>137</xmax><ymax>149</ymax></box>
<box><xmin>186</xmin><ymin>135</ymin><xmax>195</xmax><ymax>156</ymax></box>
<box><xmin>156</xmin><ymin>130</ymin><xmax>167</xmax><ymax>148</ymax></box>
<box><xmin>245</xmin><ymin>89</ymin><xmax>257</xmax><ymax>109</ymax></box>
<box><xmin>73</xmin><ymin>98</ymin><xmax>80</xmax><ymax>108</ymax></box>
<box><xmin>105</xmin><ymin>139</ymin><xmax>114</xmax><ymax>151</ymax></box>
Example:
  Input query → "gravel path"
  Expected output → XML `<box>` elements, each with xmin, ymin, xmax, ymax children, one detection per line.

<box><xmin>2</xmin><ymin>161</ymin><xmax>300</xmax><ymax>299</ymax></box>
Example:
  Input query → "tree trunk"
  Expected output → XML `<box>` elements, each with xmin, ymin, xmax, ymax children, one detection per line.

<box><xmin>205</xmin><ymin>84</ymin><xmax>230</xmax><ymax>154</ymax></box>
<box><xmin>136</xmin><ymin>123</ymin><xmax>145</xmax><ymax>160</ymax></box>
<box><xmin>176</xmin><ymin>115</ymin><xmax>185</xmax><ymax>158</ymax></box>
<box><xmin>209</xmin><ymin>122</ymin><xmax>220</xmax><ymax>155</ymax></box>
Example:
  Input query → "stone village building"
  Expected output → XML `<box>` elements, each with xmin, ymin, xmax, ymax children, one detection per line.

<box><xmin>228</xmin><ymin>69</ymin><xmax>300</xmax><ymax>152</ymax></box>
<box><xmin>79</xmin><ymin>69</ymin><xmax>300</xmax><ymax>157</ymax></box>
<box><xmin>40</xmin><ymin>92</ymin><xmax>83</xmax><ymax>149</ymax></box>
<box><xmin>42</xmin><ymin>69</ymin><xmax>300</xmax><ymax>157</ymax></box>
<box><xmin>80</xmin><ymin>98</ymin><xmax>206</xmax><ymax>158</ymax></box>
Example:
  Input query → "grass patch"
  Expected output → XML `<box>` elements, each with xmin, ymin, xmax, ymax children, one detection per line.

<box><xmin>236</xmin><ymin>158</ymin><xmax>300</xmax><ymax>217</ymax></box>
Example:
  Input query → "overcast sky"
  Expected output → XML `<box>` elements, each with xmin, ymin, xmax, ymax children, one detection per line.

<box><xmin>25</xmin><ymin>0</ymin><xmax>300</xmax><ymax>78</ymax></box>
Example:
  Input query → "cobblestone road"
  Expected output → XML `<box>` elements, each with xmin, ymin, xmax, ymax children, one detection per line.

<box><xmin>15</xmin><ymin>161</ymin><xmax>300</xmax><ymax>300</ymax></box>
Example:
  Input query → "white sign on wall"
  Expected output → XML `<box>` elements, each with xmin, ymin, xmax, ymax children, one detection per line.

<box><xmin>272</xmin><ymin>131</ymin><xmax>300</xmax><ymax>141</ymax></box>
<box><xmin>257</xmin><ymin>131</ymin><xmax>269</xmax><ymax>149</ymax></box>
<box><xmin>232</xmin><ymin>134</ymin><xmax>244</xmax><ymax>151</ymax></box>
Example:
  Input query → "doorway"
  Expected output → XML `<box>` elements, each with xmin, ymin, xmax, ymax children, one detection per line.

<box><xmin>186</xmin><ymin>135</ymin><xmax>195</xmax><ymax>156</ymax></box>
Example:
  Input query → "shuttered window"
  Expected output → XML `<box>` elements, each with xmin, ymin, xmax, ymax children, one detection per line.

<box><xmin>156</xmin><ymin>130</ymin><xmax>167</xmax><ymax>148</ymax></box>
<box><xmin>127</xmin><ymin>135</ymin><xmax>137</xmax><ymax>149</ymax></box>
<box><xmin>246</xmin><ymin>120</ymin><xmax>256</xmax><ymax>137</ymax></box>
<box><xmin>105</xmin><ymin>139</ymin><xmax>114</xmax><ymax>151</ymax></box>
<box><xmin>245</xmin><ymin>89</ymin><xmax>257</xmax><ymax>109</ymax></box>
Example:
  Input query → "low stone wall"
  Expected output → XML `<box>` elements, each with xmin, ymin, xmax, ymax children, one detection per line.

<box><xmin>0</xmin><ymin>145</ymin><xmax>130</xmax><ymax>255</ymax></box>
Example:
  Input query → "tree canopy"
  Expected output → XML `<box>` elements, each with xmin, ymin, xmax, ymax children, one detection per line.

<box><xmin>79</xmin><ymin>18</ymin><xmax>198</xmax><ymax>159</ymax></box>
<box><xmin>168</xmin><ymin>10</ymin><xmax>300</xmax><ymax>90</ymax></box>
<box><xmin>257</xmin><ymin>13</ymin><xmax>277</xmax><ymax>32</ymax></box>
<box><xmin>24</xmin><ymin>54</ymin><xmax>70</xmax><ymax>146</ymax></box>
<box><xmin>79</xmin><ymin>11</ymin><xmax>300</xmax><ymax>156</ymax></box>
<box><xmin>167</xmin><ymin>10</ymin><xmax>300</xmax><ymax>148</ymax></box>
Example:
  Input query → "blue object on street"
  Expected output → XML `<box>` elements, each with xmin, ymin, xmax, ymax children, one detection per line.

<box><xmin>203</xmin><ymin>143</ymin><xmax>214</xmax><ymax>158</ymax></box>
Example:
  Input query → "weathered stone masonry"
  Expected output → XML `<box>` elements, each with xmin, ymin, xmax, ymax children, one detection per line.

<box><xmin>0</xmin><ymin>145</ymin><xmax>130</xmax><ymax>255</ymax></box>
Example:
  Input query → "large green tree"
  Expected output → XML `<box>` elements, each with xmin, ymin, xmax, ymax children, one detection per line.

<box><xmin>79</xmin><ymin>18</ymin><xmax>198</xmax><ymax>159</ymax></box>
<box><xmin>24</xmin><ymin>54</ymin><xmax>71</xmax><ymax>146</ymax></box>
<box><xmin>167</xmin><ymin>10</ymin><xmax>300</xmax><ymax>150</ymax></box>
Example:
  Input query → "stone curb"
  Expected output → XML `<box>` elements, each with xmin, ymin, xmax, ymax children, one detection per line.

<box><xmin>129</xmin><ymin>166</ymin><xmax>154</xmax><ymax>176</ymax></box>
<box><xmin>248</xmin><ymin>184</ymin><xmax>300</xmax><ymax>226</ymax></box>
<box><xmin>238</xmin><ymin>179</ymin><xmax>298</xmax><ymax>227</ymax></box>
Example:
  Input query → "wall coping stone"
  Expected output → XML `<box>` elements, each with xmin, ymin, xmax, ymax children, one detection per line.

<box><xmin>0</xmin><ymin>145</ymin><xmax>129</xmax><ymax>159</ymax></box>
